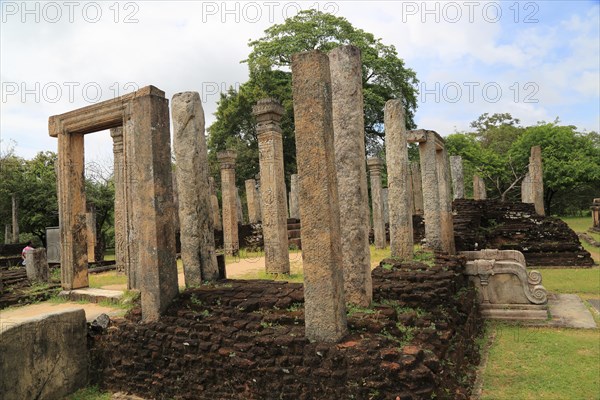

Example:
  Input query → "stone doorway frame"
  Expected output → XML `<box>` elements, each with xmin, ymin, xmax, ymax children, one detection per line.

<box><xmin>49</xmin><ymin>85</ymin><xmax>179</xmax><ymax>320</ymax></box>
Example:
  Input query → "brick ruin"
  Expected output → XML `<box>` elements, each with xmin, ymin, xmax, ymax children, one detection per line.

<box><xmin>453</xmin><ymin>199</ymin><xmax>594</xmax><ymax>267</ymax></box>
<box><xmin>89</xmin><ymin>254</ymin><xmax>481</xmax><ymax>400</ymax></box>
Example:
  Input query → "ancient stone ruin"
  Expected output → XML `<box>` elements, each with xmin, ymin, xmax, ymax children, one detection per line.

<box><xmin>592</xmin><ymin>198</ymin><xmax>600</xmax><ymax>232</ymax></box>
<box><xmin>217</xmin><ymin>150</ymin><xmax>239</xmax><ymax>256</ymax></box>
<box><xmin>49</xmin><ymin>85</ymin><xmax>179</xmax><ymax>321</ymax></box>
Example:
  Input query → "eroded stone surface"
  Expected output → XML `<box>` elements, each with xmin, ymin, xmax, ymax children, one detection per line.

<box><xmin>253</xmin><ymin>98</ymin><xmax>290</xmax><ymax>274</ymax></box>
<box><xmin>473</xmin><ymin>175</ymin><xmax>487</xmax><ymax>200</ymax></box>
<box><xmin>291</xmin><ymin>50</ymin><xmax>347</xmax><ymax>342</ymax></box>
<box><xmin>529</xmin><ymin>146</ymin><xmax>545</xmax><ymax>216</ymax></box>
<box><xmin>209</xmin><ymin>177</ymin><xmax>222</xmax><ymax>231</ymax></box>
<box><xmin>172</xmin><ymin>91</ymin><xmax>218</xmax><ymax>284</ymax></box>
<box><xmin>368</xmin><ymin>158</ymin><xmax>386</xmax><ymax>250</ymax></box>
<box><xmin>330</xmin><ymin>45</ymin><xmax>372</xmax><ymax>306</ymax></box>
<box><xmin>385</xmin><ymin>99</ymin><xmax>413</xmax><ymax>260</ymax></box>
<box><xmin>410</xmin><ymin>162</ymin><xmax>424</xmax><ymax>215</ymax></box>
<box><xmin>25</xmin><ymin>248</ymin><xmax>49</xmax><ymax>282</ymax></box>
<box><xmin>419</xmin><ymin>133</ymin><xmax>442</xmax><ymax>251</ymax></box>
<box><xmin>245</xmin><ymin>179</ymin><xmax>261</xmax><ymax>224</ymax></box>
<box><xmin>450</xmin><ymin>155</ymin><xmax>464</xmax><ymax>199</ymax></box>
<box><xmin>289</xmin><ymin>174</ymin><xmax>299</xmax><ymax>220</ymax></box>
<box><xmin>218</xmin><ymin>150</ymin><xmax>239</xmax><ymax>256</ymax></box>
<box><xmin>437</xmin><ymin>147</ymin><xmax>456</xmax><ymax>255</ymax></box>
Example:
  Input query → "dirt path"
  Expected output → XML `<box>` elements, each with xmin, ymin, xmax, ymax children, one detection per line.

<box><xmin>0</xmin><ymin>302</ymin><xmax>123</xmax><ymax>328</ymax></box>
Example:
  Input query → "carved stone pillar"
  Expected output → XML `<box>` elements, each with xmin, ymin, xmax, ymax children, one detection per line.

<box><xmin>253</xmin><ymin>98</ymin><xmax>290</xmax><ymax>274</ymax></box>
<box><xmin>218</xmin><ymin>150</ymin><xmax>239</xmax><ymax>256</ymax></box>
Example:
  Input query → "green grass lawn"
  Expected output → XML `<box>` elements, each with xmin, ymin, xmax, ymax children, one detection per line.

<box><xmin>538</xmin><ymin>268</ymin><xmax>600</xmax><ymax>297</ymax></box>
<box><xmin>481</xmin><ymin>324</ymin><xmax>600</xmax><ymax>400</ymax></box>
<box><xmin>88</xmin><ymin>272</ymin><xmax>127</xmax><ymax>288</ymax></box>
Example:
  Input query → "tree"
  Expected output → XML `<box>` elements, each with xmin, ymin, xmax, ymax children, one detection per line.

<box><xmin>207</xmin><ymin>10</ymin><xmax>419</xmax><ymax>189</ymax></box>
<box><xmin>508</xmin><ymin>122</ymin><xmax>600</xmax><ymax>214</ymax></box>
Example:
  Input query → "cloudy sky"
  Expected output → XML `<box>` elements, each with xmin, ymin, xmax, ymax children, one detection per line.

<box><xmin>1</xmin><ymin>0</ymin><xmax>598</xmax><ymax>165</ymax></box>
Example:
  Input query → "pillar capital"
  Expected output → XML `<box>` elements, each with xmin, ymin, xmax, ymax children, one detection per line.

<box><xmin>367</xmin><ymin>157</ymin><xmax>384</xmax><ymax>173</ymax></box>
<box><xmin>253</xmin><ymin>98</ymin><xmax>284</xmax><ymax>134</ymax></box>
<box><xmin>217</xmin><ymin>150</ymin><xmax>237</xmax><ymax>169</ymax></box>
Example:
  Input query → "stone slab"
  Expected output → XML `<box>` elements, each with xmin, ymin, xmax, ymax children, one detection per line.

<box><xmin>59</xmin><ymin>288</ymin><xmax>124</xmax><ymax>304</ymax></box>
<box><xmin>547</xmin><ymin>293</ymin><xmax>597</xmax><ymax>329</ymax></box>
<box><xmin>587</xmin><ymin>298</ymin><xmax>600</xmax><ymax>314</ymax></box>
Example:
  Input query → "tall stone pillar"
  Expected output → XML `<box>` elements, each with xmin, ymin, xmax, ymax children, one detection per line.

<box><xmin>110</xmin><ymin>127</ymin><xmax>130</xmax><ymax>279</ymax></box>
<box><xmin>529</xmin><ymin>146</ymin><xmax>545</xmax><ymax>216</ymax></box>
<box><xmin>521</xmin><ymin>172</ymin><xmax>532</xmax><ymax>204</ymax></box>
<box><xmin>11</xmin><ymin>194</ymin><xmax>19</xmax><ymax>243</ymax></box>
<box><xmin>236</xmin><ymin>188</ymin><xmax>244</xmax><ymax>224</ymax></box>
<box><xmin>289</xmin><ymin>174</ymin><xmax>299</xmax><ymax>220</ymax></box>
<box><xmin>253</xmin><ymin>98</ymin><xmax>290</xmax><ymax>274</ymax></box>
<box><xmin>85</xmin><ymin>203</ymin><xmax>96</xmax><ymax>263</ymax></box>
<box><xmin>124</xmin><ymin>87</ymin><xmax>179</xmax><ymax>321</ymax></box>
<box><xmin>329</xmin><ymin>45</ymin><xmax>372</xmax><ymax>307</ymax></box>
<box><xmin>410</xmin><ymin>162</ymin><xmax>424</xmax><ymax>215</ymax></box>
<box><xmin>436</xmin><ymin>148</ymin><xmax>456</xmax><ymax>254</ymax></box>
<box><xmin>419</xmin><ymin>134</ymin><xmax>442</xmax><ymax>251</ymax></box>
<box><xmin>450</xmin><ymin>155</ymin><xmax>465</xmax><ymax>199</ymax></box>
<box><xmin>245</xmin><ymin>179</ymin><xmax>261</xmax><ymax>224</ymax></box>
<box><xmin>368</xmin><ymin>158</ymin><xmax>386</xmax><ymax>250</ymax></box>
<box><xmin>385</xmin><ymin>99</ymin><xmax>414</xmax><ymax>260</ymax></box>
<box><xmin>57</xmin><ymin>132</ymin><xmax>88</xmax><ymax>290</ymax></box>
<box><xmin>172</xmin><ymin>91</ymin><xmax>219</xmax><ymax>285</ymax></box>
<box><xmin>218</xmin><ymin>150</ymin><xmax>239</xmax><ymax>256</ymax></box>
<box><xmin>209</xmin><ymin>177</ymin><xmax>222</xmax><ymax>230</ymax></box>
<box><xmin>591</xmin><ymin>198</ymin><xmax>600</xmax><ymax>232</ymax></box>
<box><xmin>473</xmin><ymin>175</ymin><xmax>487</xmax><ymax>200</ymax></box>
<box><xmin>4</xmin><ymin>225</ymin><xmax>11</xmax><ymax>244</ymax></box>
<box><xmin>382</xmin><ymin>188</ymin><xmax>390</xmax><ymax>225</ymax></box>
<box><xmin>291</xmin><ymin>50</ymin><xmax>347</xmax><ymax>342</ymax></box>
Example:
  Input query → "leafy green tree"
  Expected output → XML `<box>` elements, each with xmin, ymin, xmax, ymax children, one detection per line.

<box><xmin>207</xmin><ymin>10</ymin><xmax>419</xmax><ymax>189</ymax></box>
<box><xmin>508</xmin><ymin>122</ymin><xmax>600</xmax><ymax>214</ymax></box>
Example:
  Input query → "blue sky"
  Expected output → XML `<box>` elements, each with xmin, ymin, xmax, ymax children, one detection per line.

<box><xmin>1</xmin><ymin>1</ymin><xmax>598</xmax><ymax>165</ymax></box>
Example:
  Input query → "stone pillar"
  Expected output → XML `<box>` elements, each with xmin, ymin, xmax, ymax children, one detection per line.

<box><xmin>289</xmin><ymin>174</ymin><xmax>299</xmax><ymax>220</ymax></box>
<box><xmin>245</xmin><ymin>179</ymin><xmax>261</xmax><ymax>224</ymax></box>
<box><xmin>85</xmin><ymin>203</ymin><xmax>96</xmax><ymax>263</ymax></box>
<box><xmin>4</xmin><ymin>225</ymin><xmax>11</xmax><ymax>244</ymax></box>
<box><xmin>450</xmin><ymin>155</ymin><xmax>465</xmax><ymax>199</ymax></box>
<box><xmin>218</xmin><ymin>150</ymin><xmax>239</xmax><ymax>256</ymax></box>
<box><xmin>110</xmin><ymin>127</ymin><xmax>129</xmax><ymax>278</ymax></box>
<box><xmin>291</xmin><ymin>50</ymin><xmax>347</xmax><ymax>342</ymax></box>
<box><xmin>529</xmin><ymin>146</ymin><xmax>545</xmax><ymax>216</ymax></box>
<box><xmin>591</xmin><ymin>198</ymin><xmax>600</xmax><ymax>232</ymax></box>
<box><xmin>437</xmin><ymin>148</ymin><xmax>456</xmax><ymax>255</ymax></box>
<box><xmin>57</xmin><ymin>132</ymin><xmax>88</xmax><ymax>290</ymax></box>
<box><xmin>521</xmin><ymin>172</ymin><xmax>532</xmax><ymax>204</ymax></box>
<box><xmin>473</xmin><ymin>175</ymin><xmax>487</xmax><ymax>200</ymax></box>
<box><xmin>253</xmin><ymin>98</ymin><xmax>290</xmax><ymax>274</ymax></box>
<box><xmin>172</xmin><ymin>91</ymin><xmax>219</xmax><ymax>285</ymax></box>
<box><xmin>11</xmin><ymin>194</ymin><xmax>18</xmax><ymax>243</ymax></box>
<box><xmin>382</xmin><ymin>188</ymin><xmax>389</xmax><ymax>225</ymax></box>
<box><xmin>368</xmin><ymin>158</ymin><xmax>386</xmax><ymax>250</ymax></box>
<box><xmin>25</xmin><ymin>248</ymin><xmax>49</xmax><ymax>282</ymax></box>
<box><xmin>410</xmin><ymin>162</ymin><xmax>424</xmax><ymax>215</ymax></box>
<box><xmin>419</xmin><ymin>134</ymin><xmax>442</xmax><ymax>251</ymax></box>
<box><xmin>385</xmin><ymin>99</ymin><xmax>414</xmax><ymax>260</ymax></box>
<box><xmin>124</xmin><ymin>88</ymin><xmax>179</xmax><ymax>321</ymax></box>
<box><xmin>236</xmin><ymin>188</ymin><xmax>244</xmax><ymax>224</ymax></box>
<box><xmin>209</xmin><ymin>177</ymin><xmax>222</xmax><ymax>230</ymax></box>
<box><xmin>329</xmin><ymin>45</ymin><xmax>372</xmax><ymax>307</ymax></box>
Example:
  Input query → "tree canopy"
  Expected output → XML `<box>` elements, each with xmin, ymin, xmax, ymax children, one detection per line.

<box><xmin>446</xmin><ymin>114</ymin><xmax>600</xmax><ymax>214</ymax></box>
<box><xmin>207</xmin><ymin>10</ymin><xmax>419</xmax><ymax>189</ymax></box>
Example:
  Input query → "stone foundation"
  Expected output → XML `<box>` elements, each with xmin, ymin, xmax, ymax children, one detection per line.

<box><xmin>453</xmin><ymin>199</ymin><xmax>594</xmax><ymax>267</ymax></box>
<box><xmin>89</xmin><ymin>255</ymin><xmax>482</xmax><ymax>399</ymax></box>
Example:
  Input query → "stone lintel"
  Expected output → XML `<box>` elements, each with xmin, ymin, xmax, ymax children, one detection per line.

<box><xmin>48</xmin><ymin>85</ymin><xmax>165</xmax><ymax>137</ymax></box>
<box><xmin>407</xmin><ymin>129</ymin><xmax>445</xmax><ymax>150</ymax></box>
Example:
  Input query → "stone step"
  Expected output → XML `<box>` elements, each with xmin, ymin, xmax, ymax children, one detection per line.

<box><xmin>59</xmin><ymin>288</ymin><xmax>124</xmax><ymax>304</ymax></box>
<box><xmin>287</xmin><ymin>223</ymin><xmax>301</xmax><ymax>230</ymax></box>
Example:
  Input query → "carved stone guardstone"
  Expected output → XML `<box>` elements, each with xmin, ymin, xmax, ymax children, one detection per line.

<box><xmin>461</xmin><ymin>249</ymin><xmax>548</xmax><ymax>321</ymax></box>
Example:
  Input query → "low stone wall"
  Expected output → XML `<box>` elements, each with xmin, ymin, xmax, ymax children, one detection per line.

<box><xmin>0</xmin><ymin>308</ymin><xmax>88</xmax><ymax>400</ymax></box>
<box><xmin>453</xmin><ymin>199</ymin><xmax>594</xmax><ymax>267</ymax></box>
<box><xmin>89</xmin><ymin>254</ymin><xmax>482</xmax><ymax>399</ymax></box>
